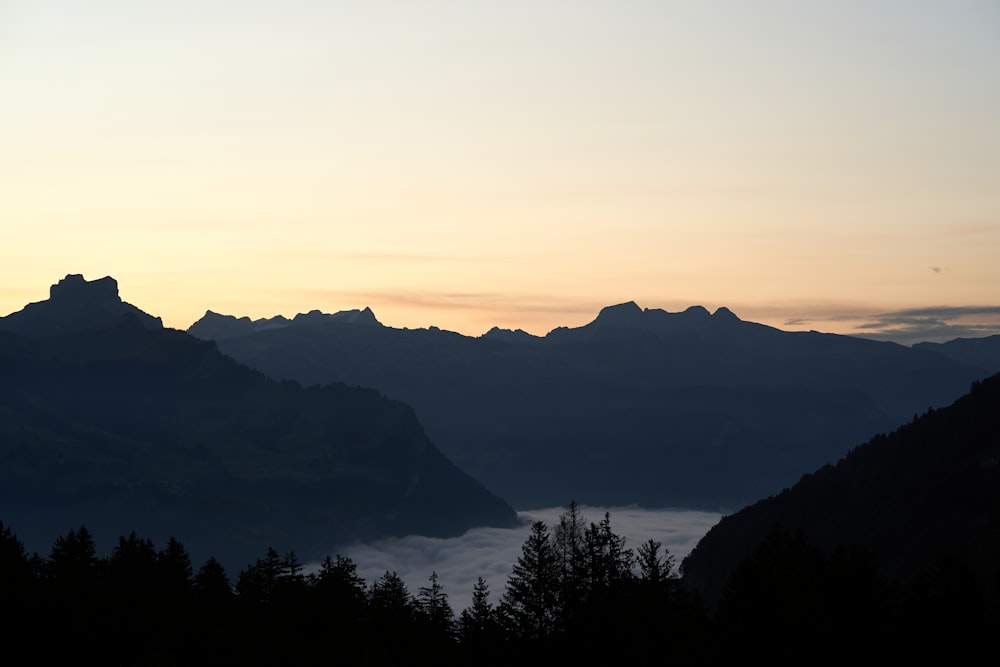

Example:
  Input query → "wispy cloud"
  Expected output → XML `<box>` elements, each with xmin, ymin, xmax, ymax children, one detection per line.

<box><xmin>266</xmin><ymin>250</ymin><xmax>488</xmax><ymax>264</ymax></box>
<box><xmin>783</xmin><ymin>305</ymin><xmax>1000</xmax><ymax>345</ymax></box>
<box><xmin>941</xmin><ymin>222</ymin><xmax>1000</xmax><ymax>238</ymax></box>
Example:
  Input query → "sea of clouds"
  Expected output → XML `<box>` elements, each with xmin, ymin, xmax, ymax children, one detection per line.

<box><xmin>310</xmin><ymin>505</ymin><xmax>724</xmax><ymax>615</ymax></box>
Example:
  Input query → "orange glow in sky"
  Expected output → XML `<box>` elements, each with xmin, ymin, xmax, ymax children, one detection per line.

<box><xmin>2</xmin><ymin>2</ymin><xmax>999</xmax><ymax>344</ymax></box>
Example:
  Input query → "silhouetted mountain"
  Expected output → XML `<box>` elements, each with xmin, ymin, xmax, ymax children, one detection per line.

<box><xmin>0</xmin><ymin>275</ymin><xmax>516</xmax><ymax>571</ymax></box>
<box><xmin>0</xmin><ymin>274</ymin><xmax>162</xmax><ymax>335</ymax></box>
<box><xmin>188</xmin><ymin>301</ymin><xmax>993</xmax><ymax>510</ymax></box>
<box><xmin>188</xmin><ymin>307</ymin><xmax>380</xmax><ymax>343</ymax></box>
<box><xmin>680</xmin><ymin>372</ymin><xmax>1000</xmax><ymax>610</ymax></box>
<box><xmin>913</xmin><ymin>335</ymin><xmax>1000</xmax><ymax>375</ymax></box>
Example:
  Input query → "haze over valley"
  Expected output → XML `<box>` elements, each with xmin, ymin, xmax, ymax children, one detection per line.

<box><xmin>3</xmin><ymin>1</ymin><xmax>999</xmax><ymax>661</ymax></box>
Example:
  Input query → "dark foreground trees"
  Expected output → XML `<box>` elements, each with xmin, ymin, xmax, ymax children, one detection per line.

<box><xmin>1</xmin><ymin>510</ymin><xmax>996</xmax><ymax>665</ymax></box>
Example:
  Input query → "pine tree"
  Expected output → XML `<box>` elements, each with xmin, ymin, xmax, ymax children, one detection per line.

<box><xmin>0</xmin><ymin>523</ymin><xmax>38</xmax><ymax>660</ymax></box>
<box><xmin>418</xmin><ymin>571</ymin><xmax>455</xmax><ymax>644</ymax></box>
<box><xmin>193</xmin><ymin>557</ymin><xmax>232</xmax><ymax>606</ymax></box>
<box><xmin>417</xmin><ymin>572</ymin><xmax>455</xmax><ymax>637</ymax></box>
<box><xmin>366</xmin><ymin>570</ymin><xmax>419</xmax><ymax>661</ymax></box>
<box><xmin>458</xmin><ymin>577</ymin><xmax>500</xmax><ymax>647</ymax></box>
<box><xmin>500</xmin><ymin>520</ymin><xmax>559</xmax><ymax>641</ymax></box>
<box><xmin>157</xmin><ymin>537</ymin><xmax>194</xmax><ymax>598</ymax></box>
<box><xmin>235</xmin><ymin>546</ymin><xmax>283</xmax><ymax>605</ymax></box>
<box><xmin>42</xmin><ymin>526</ymin><xmax>102</xmax><ymax>658</ymax></box>
<box><xmin>311</xmin><ymin>554</ymin><xmax>367</xmax><ymax>620</ymax></box>
<box><xmin>636</xmin><ymin>538</ymin><xmax>675</xmax><ymax>586</ymax></box>
<box><xmin>368</xmin><ymin>570</ymin><xmax>417</xmax><ymax>626</ymax></box>
<box><xmin>554</xmin><ymin>501</ymin><xmax>588</xmax><ymax>624</ymax></box>
<box><xmin>584</xmin><ymin>511</ymin><xmax>634</xmax><ymax>594</ymax></box>
<box><xmin>45</xmin><ymin>525</ymin><xmax>99</xmax><ymax>601</ymax></box>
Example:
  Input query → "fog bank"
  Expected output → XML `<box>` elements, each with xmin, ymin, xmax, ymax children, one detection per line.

<box><xmin>316</xmin><ymin>505</ymin><xmax>723</xmax><ymax>615</ymax></box>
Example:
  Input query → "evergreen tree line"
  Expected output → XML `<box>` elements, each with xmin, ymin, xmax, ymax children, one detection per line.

<box><xmin>2</xmin><ymin>502</ymin><xmax>997</xmax><ymax>665</ymax></box>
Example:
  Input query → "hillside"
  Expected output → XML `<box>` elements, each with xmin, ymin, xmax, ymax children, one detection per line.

<box><xmin>680</xmin><ymin>371</ymin><xmax>1000</xmax><ymax>609</ymax></box>
<box><xmin>0</xmin><ymin>275</ymin><xmax>517</xmax><ymax>570</ymax></box>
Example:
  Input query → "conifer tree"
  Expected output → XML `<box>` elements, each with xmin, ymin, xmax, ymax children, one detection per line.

<box><xmin>366</xmin><ymin>570</ymin><xmax>420</xmax><ymax>661</ymax></box>
<box><xmin>500</xmin><ymin>520</ymin><xmax>559</xmax><ymax>640</ymax></box>
<box><xmin>0</xmin><ymin>522</ymin><xmax>37</xmax><ymax>660</ymax></box>
<box><xmin>636</xmin><ymin>538</ymin><xmax>675</xmax><ymax>586</ymax></box>
<box><xmin>418</xmin><ymin>571</ymin><xmax>453</xmax><ymax>623</ymax></box>
<box><xmin>194</xmin><ymin>557</ymin><xmax>232</xmax><ymax>605</ymax></box>
<box><xmin>585</xmin><ymin>511</ymin><xmax>634</xmax><ymax>593</ymax></box>
<box><xmin>157</xmin><ymin>537</ymin><xmax>194</xmax><ymax>597</ymax></box>
<box><xmin>46</xmin><ymin>525</ymin><xmax>99</xmax><ymax>600</ymax></box>
<box><xmin>554</xmin><ymin>501</ymin><xmax>588</xmax><ymax>622</ymax></box>
<box><xmin>418</xmin><ymin>571</ymin><xmax>455</xmax><ymax>643</ymax></box>
<box><xmin>458</xmin><ymin>577</ymin><xmax>500</xmax><ymax>647</ymax></box>
<box><xmin>311</xmin><ymin>554</ymin><xmax>367</xmax><ymax>620</ymax></box>
<box><xmin>368</xmin><ymin>570</ymin><xmax>417</xmax><ymax>625</ymax></box>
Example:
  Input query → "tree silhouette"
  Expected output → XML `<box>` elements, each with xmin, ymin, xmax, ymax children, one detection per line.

<box><xmin>418</xmin><ymin>571</ymin><xmax>454</xmax><ymax>626</ymax></box>
<box><xmin>45</xmin><ymin>525</ymin><xmax>99</xmax><ymax>601</ymax></box>
<box><xmin>500</xmin><ymin>520</ymin><xmax>559</xmax><ymax>641</ymax></box>
<box><xmin>366</xmin><ymin>570</ymin><xmax>420</xmax><ymax>663</ymax></box>
<box><xmin>311</xmin><ymin>554</ymin><xmax>367</xmax><ymax>627</ymax></box>
<box><xmin>0</xmin><ymin>522</ymin><xmax>39</xmax><ymax>660</ymax></box>
<box><xmin>636</xmin><ymin>538</ymin><xmax>675</xmax><ymax>585</ymax></box>
<box><xmin>418</xmin><ymin>570</ymin><xmax>456</xmax><ymax>652</ymax></box>
<box><xmin>458</xmin><ymin>577</ymin><xmax>500</xmax><ymax>647</ymax></box>
<box><xmin>554</xmin><ymin>500</ymin><xmax>588</xmax><ymax>626</ymax></box>
<box><xmin>194</xmin><ymin>556</ymin><xmax>233</xmax><ymax>605</ymax></box>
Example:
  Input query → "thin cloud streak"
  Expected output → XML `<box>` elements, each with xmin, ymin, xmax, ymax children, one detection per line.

<box><xmin>263</xmin><ymin>250</ymin><xmax>490</xmax><ymax>264</ymax></box>
<box><xmin>783</xmin><ymin>305</ymin><xmax>1000</xmax><ymax>346</ymax></box>
<box><xmin>315</xmin><ymin>506</ymin><xmax>723</xmax><ymax>615</ymax></box>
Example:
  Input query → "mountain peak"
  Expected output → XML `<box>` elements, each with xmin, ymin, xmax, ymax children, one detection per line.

<box><xmin>482</xmin><ymin>326</ymin><xmax>539</xmax><ymax>343</ymax></box>
<box><xmin>291</xmin><ymin>307</ymin><xmax>383</xmax><ymax>327</ymax></box>
<box><xmin>594</xmin><ymin>301</ymin><xmax>644</xmax><ymax>325</ymax></box>
<box><xmin>50</xmin><ymin>273</ymin><xmax>120</xmax><ymax>303</ymax></box>
<box><xmin>0</xmin><ymin>274</ymin><xmax>162</xmax><ymax>337</ymax></box>
<box><xmin>680</xmin><ymin>305</ymin><xmax>711</xmax><ymax>318</ymax></box>
<box><xmin>712</xmin><ymin>306</ymin><xmax>740</xmax><ymax>322</ymax></box>
<box><xmin>330</xmin><ymin>306</ymin><xmax>382</xmax><ymax>326</ymax></box>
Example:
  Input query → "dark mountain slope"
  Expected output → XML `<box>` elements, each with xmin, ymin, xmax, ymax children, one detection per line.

<box><xmin>0</xmin><ymin>276</ymin><xmax>516</xmax><ymax>570</ymax></box>
<box><xmin>681</xmin><ymin>372</ymin><xmax>1000</xmax><ymax>610</ymax></box>
<box><xmin>190</xmin><ymin>302</ymin><xmax>989</xmax><ymax>509</ymax></box>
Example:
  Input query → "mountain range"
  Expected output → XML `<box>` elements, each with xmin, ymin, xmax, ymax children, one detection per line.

<box><xmin>0</xmin><ymin>275</ymin><xmax>517</xmax><ymax>570</ymax></box>
<box><xmin>188</xmin><ymin>300</ymin><xmax>998</xmax><ymax>510</ymax></box>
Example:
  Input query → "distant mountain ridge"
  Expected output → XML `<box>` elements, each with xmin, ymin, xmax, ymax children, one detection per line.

<box><xmin>188</xmin><ymin>299</ymin><xmax>994</xmax><ymax>510</ymax></box>
<box><xmin>913</xmin><ymin>335</ymin><xmax>1000</xmax><ymax>376</ymax></box>
<box><xmin>189</xmin><ymin>306</ymin><xmax>382</xmax><ymax>342</ymax></box>
<box><xmin>0</xmin><ymin>275</ymin><xmax>517</xmax><ymax>570</ymax></box>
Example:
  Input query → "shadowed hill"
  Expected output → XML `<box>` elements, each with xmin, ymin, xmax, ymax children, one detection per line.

<box><xmin>189</xmin><ymin>301</ymin><xmax>992</xmax><ymax>510</ymax></box>
<box><xmin>680</xmin><ymin>371</ymin><xmax>1000</xmax><ymax>610</ymax></box>
<box><xmin>0</xmin><ymin>275</ymin><xmax>517</xmax><ymax>571</ymax></box>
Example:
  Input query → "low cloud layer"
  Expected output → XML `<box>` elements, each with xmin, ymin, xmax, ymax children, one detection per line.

<box><xmin>312</xmin><ymin>505</ymin><xmax>723</xmax><ymax>615</ymax></box>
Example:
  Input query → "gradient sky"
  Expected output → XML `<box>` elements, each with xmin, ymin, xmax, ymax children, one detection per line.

<box><xmin>3</xmin><ymin>1</ymin><xmax>999</xmax><ymax>344</ymax></box>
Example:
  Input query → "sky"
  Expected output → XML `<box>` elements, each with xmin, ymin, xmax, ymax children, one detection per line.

<box><xmin>2</xmin><ymin>1</ymin><xmax>999</xmax><ymax>344</ymax></box>
<box><xmin>325</xmin><ymin>505</ymin><xmax>723</xmax><ymax>615</ymax></box>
